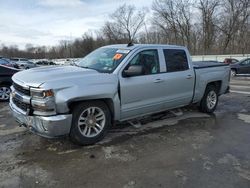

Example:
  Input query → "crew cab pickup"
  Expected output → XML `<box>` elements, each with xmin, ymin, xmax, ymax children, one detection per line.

<box><xmin>9</xmin><ymin>44</ymin><xmax>230</xmax><ymax>145</ymax></box>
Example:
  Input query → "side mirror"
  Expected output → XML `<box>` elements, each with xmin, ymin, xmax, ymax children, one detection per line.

<box><xmin>123</xmin><ymin>65</ymin><xmax>143</xmax><ymax>77</ymax></box>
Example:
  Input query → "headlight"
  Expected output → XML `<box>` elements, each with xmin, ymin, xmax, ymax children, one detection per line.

<box><xmin>30</xmin><ymin>88</ymin><xmax>56</xmax><ymax>115</ymax></box>
<box><xmin>31</xmin><ymin>97</ymin><xmax>56</xmax><ymax>116</ymax></box>
<box><xmin>30</xmin><ymin>89</ymin><xmax>54</xmax><ymax>98</ymax></box>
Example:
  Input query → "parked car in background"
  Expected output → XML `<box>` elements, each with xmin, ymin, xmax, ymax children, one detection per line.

<box><xmin>0</xmin><ymin>65</ymin><xmax>19</xmax><ymax>101</ymax></box>
<box><xmin>10</xmin><ymin>58</ymin><xmax>36</xmax><ymax>69</ymax></box>
<box><xmin>224</xmin><ymin>58</ymin><xmax>239</xmax><ymax>64</ymax></box>
<box><xmin>0</xmin><ymin>58</ymin><xmax>19</xmax><ymax>68</ymax></box>
<box><xmin>10</xmin><ymin>44</ymin><xmax>230</xmax><ymax>145</ymax></box>
<box><xmin>35</xmin><ymin>60</ymin><xmax>56</xmax><ymax>66</ymax></box>
<box><xmin>230</xmin><ymin>58</ymin><xmax>250</xmax><ymax>76</ymax></box>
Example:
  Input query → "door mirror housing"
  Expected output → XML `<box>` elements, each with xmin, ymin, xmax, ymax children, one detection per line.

<box><xmin>123</xmin><ymin>65</ymin><xmax>143</xmax><ymax>77</ymax></box>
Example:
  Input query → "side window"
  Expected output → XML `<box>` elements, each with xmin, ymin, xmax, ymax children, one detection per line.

<box><xmin>163</xmin><ymin>49</ymin><xmax>189</xmax><ymax>72</ymax></box>
<box><xmin>126</xmin><ymin>50</ymin><xmax>160</xmax><ymax>75</ymax></box>
<box><xmin>242</xmin><ymin>59</ymin><xmax>250</xmax><ymax>65</ymax></box>
<box><xmin>232</xmin><ymin>59</ymin><xmax>237</xmax><ymax>64</ymax></box>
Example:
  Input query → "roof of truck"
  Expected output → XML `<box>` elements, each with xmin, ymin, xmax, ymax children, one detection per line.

<box><xmin>103</xmin><ymin>44</ymin><xmax>186</xmax><ymax>50</ymax></box>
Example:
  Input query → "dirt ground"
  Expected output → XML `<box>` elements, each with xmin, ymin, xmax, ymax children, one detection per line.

<box><xmin>0</xmin><ymin>77</ymin><xmax>250</xmax><ymax>188</ymax></box>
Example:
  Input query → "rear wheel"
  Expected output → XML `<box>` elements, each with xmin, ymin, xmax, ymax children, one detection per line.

<box><xmin>69</xmin><ymin>101</ymin><xmax>111</xmax><ymax>145</ymax></box>
<box><xmin>199</xmin><ymin>85</ymin><xmax>218</xmax><ymax>113</ymax></box>
<box><xmin>0</xmin><ymin>85</ymin><xmax>11</xmax><ymax>101</ymax></box>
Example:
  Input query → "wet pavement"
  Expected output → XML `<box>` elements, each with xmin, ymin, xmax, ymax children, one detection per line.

<box><xmin>0</xmin><ymin>77</ymin><xmax>250</xmax><ymax>188</ymax></box>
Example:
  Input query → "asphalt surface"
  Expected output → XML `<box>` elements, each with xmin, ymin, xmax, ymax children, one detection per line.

<box><xmin>0</xmin><ymin>77</ymin><xmax>250</xmax><ymax>188</ymax></box>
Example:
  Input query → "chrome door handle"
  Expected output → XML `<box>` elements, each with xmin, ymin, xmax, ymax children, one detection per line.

<box><xmin>154</xmin><ymin>79</ymin><xmax>164</xmax><ymax>83</ymax></box>
<box><xmin>186</xmin><ymin>75</ymin><xmax>193</xmax><ymax>79</ymax></box>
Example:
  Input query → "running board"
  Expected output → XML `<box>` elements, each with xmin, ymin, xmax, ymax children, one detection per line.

<box><xmin>127</xmin><ymin>108</ymin><xmax>184</xmax><ymax>128</ymax></box>
<box><xmin>128</xmin><ymin>120</ymin><xmax>142</xmax><ymax>128</ymax></box>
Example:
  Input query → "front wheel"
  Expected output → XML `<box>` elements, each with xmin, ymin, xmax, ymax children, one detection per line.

<box><xmin>69</xmin><ymin>101</ymin><xmax>111</xmax><ymax>145</ymax></box>
<box><xmin>199</xmin><ymin>85</ymin><xmax>218</xmax><ymax>113</ymax></box>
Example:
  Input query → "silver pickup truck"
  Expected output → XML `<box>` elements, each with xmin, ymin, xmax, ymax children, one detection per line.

<box><xmin>9</xmin><ymin>44</ymin><xmax>230</xmax><ymax>145</ymax></box>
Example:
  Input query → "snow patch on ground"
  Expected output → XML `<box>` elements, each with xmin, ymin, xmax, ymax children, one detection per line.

<box><xmin>218</xmin><ymin>154</ymin><xmax>250</xmax><ymax>181</ymax></box>
<box><xmin>237</xmin><ymin>113</ymin><xmax>250</xmax><ymax>124</ymax></box>
<box><xmin>0</xmin><ymin>126</ymin><xmax>25</xmax><ymax>136</ymax></box>
<box><xmin>102</xmin><ymin>146</ymin><xmax>136</xmax><ymax>162</ymax></box>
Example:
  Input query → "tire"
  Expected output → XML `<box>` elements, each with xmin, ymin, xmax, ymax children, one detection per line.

<box><xmin>231</xmin><ymin>69</ymin><xmax>236</xmax><ymax>77</ymax></box>
<box><xmin>69</xmin><ymin>101</ymin><xmax>111</xmax><ymax>145</ymax></box>
<box><xmin>199</xmin><ymin>85</ymin><xmax>218</xmax><ymax>113</ymax></box>
<box><xmin>0</xmin><ymin>85</ymin><xmax>11</xmax><ymax>102</ymax></box>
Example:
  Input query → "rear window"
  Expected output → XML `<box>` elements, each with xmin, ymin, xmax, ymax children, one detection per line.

<box><xmin>163</xmin><ymin>49</ymin><xmax>189</xmax><ymax>72</ymax></box>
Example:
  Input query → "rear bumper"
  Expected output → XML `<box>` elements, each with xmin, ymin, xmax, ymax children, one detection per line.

<box><xmin>9</xmin><ymin>100</ymin><xmax>72</xmax><ymax>138</ymax></box>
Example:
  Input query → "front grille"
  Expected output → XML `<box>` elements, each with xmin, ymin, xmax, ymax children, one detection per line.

<box><xmin>13</xmin><ymin>82</ymin><xmax>30</xmax><ymax>96</ymax></box>
<box><xmin>13</xmin><ymin>97</ymin><xmax>30</xmax><ymax>112</ymax></box>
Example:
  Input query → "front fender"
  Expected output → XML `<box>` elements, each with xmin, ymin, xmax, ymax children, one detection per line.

<box><xmin>54</xmin><ymin>82</ymin><xmax>121</xmax><ymax>120</ymax></box>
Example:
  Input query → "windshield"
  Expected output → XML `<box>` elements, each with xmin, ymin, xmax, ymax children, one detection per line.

<box><xmin>75</xmin><ymin>47</ymin><xmax>130</xmax><ymax>73</ymax></box>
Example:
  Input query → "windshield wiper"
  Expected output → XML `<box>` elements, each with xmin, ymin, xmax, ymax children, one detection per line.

<box><xmin>80</xmin><ymin>66</ymin><xmax>92</xmax><ymax>69</ymax></box>
<box><xmin>71</xmin><ymin>63</ymin><xmax>88</xmax><ymax>69</ymax></box>
<box><xmin>70</xmin><ymin>62</ymin><xmax>79</xmax><ymax>67</ymax></box>
<box><xmin>79</xmin><ymin>66</ymin><xmax>99</xmax><ymax>72</ymax></box>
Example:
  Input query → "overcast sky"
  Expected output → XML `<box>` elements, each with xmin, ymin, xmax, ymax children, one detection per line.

<box><xmin>0</xmin><ymin>0</ymin><xmax>154</xmax><ymax>49</ymax></box>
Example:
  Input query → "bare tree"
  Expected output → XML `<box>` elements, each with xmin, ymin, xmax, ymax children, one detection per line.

<box><xmin>102</xmin><ymin>22</ymin><xmax>126</xmax><ymax>43</ymax></box>
<box><xmin>152</xmin><ymin>0</ymin><xmax>193</xmax><ymax>49</ymax></box>
<box><xmin>103</xmin><ymin>4</ymin><xmax>146</xmax><ymax>43</ymax></box>
<box><xmin>197</xmin><ymin>0</ymin><xmax>220</xmax><ymax>54</ymax></box>
<box><xmin>217</xmin><ymin>0</ymin><xmax>250</xmax><ymax>53</ymax></box>
<box><xmin>237</xmin><ymin>16</ymin><xmax>250</xmax><ymax>54</ymax></box>
<box><xmin>1</xmin><ymin>1</ymin><xmax>250</xmax><ymax>58</ymax></box>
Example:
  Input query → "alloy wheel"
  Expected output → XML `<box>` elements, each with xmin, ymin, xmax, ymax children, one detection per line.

<box><xmin>0</xmin><ymin>86</ymin><xmax>11</xmax><ymax>100</ymax></box>
<box><xmin>77</xmin><ymin>107</ymin><xmax>106</xmax><ymax>138</ymax></box>
<box><xmin>206</xmin><ymin>90</ymin><xmax>217</xmax><ymax>110</ymax></box>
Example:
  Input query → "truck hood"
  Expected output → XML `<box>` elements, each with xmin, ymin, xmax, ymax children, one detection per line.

<box><xmin>12</xmin><ymin>66</ymin><xmax>104</xmax><ymax>88</ymax></box>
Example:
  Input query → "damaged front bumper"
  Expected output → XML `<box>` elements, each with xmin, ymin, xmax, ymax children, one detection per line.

<box><xmin>9</xmin><ymin>100</ymin><xmax>72</xmax><ymax>138</ymax></box>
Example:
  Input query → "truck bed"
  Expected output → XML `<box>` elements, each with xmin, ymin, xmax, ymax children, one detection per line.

<box><xmin>193</xmin><ymin>61</ymin><xmax>228</xmax><ymax>69</ymax></box>
<box><xmin>192</xmin><ymin>61</ymin><xmax>230</xmax><ymax>104</ymax></box>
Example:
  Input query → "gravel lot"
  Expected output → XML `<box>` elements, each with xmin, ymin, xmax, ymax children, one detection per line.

<box><xmin>0</xmin><ymin>77</ymin><xmax>250</xmax><ymax>188</ymax></box>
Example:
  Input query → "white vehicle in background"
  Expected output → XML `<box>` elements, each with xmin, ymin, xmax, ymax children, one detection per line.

<box><xmin>10</xmin><ymin>58</ymin><xmax>37</xmax><ymax>69</ymax></box>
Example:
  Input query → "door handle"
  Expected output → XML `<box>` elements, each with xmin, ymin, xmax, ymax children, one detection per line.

<box><xmin>186</xmin><ymin>75</ymin><xmax>193</xmax><ymax>79</ymax></box>
<box><xmin>154</xmin><ymin>79</ymin><xmax>164</xmax><ymax>83</ymax></box>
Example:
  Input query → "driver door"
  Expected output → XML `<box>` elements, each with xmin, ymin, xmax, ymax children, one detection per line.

<box><xmin>119</xmin><ymin>49</ymin><xmax>166</xmax><ymax>120</ymax></box>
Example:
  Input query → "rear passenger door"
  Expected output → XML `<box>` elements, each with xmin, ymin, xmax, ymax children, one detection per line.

<box><xmin>160</xmin><ymin>48</ymin><xmax>195</xmax><ymax>108</ymax></box>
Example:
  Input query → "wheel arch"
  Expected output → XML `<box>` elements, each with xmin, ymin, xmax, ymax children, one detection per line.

<box><xmin>206</xmin><ymin>80</ymin><xmax>222</xmax><ymax>94</ymax></box>
<box><xmin>68</xmin><ymin>98</ymin><xmax>115</xmax><ymax>123</ymax></box>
